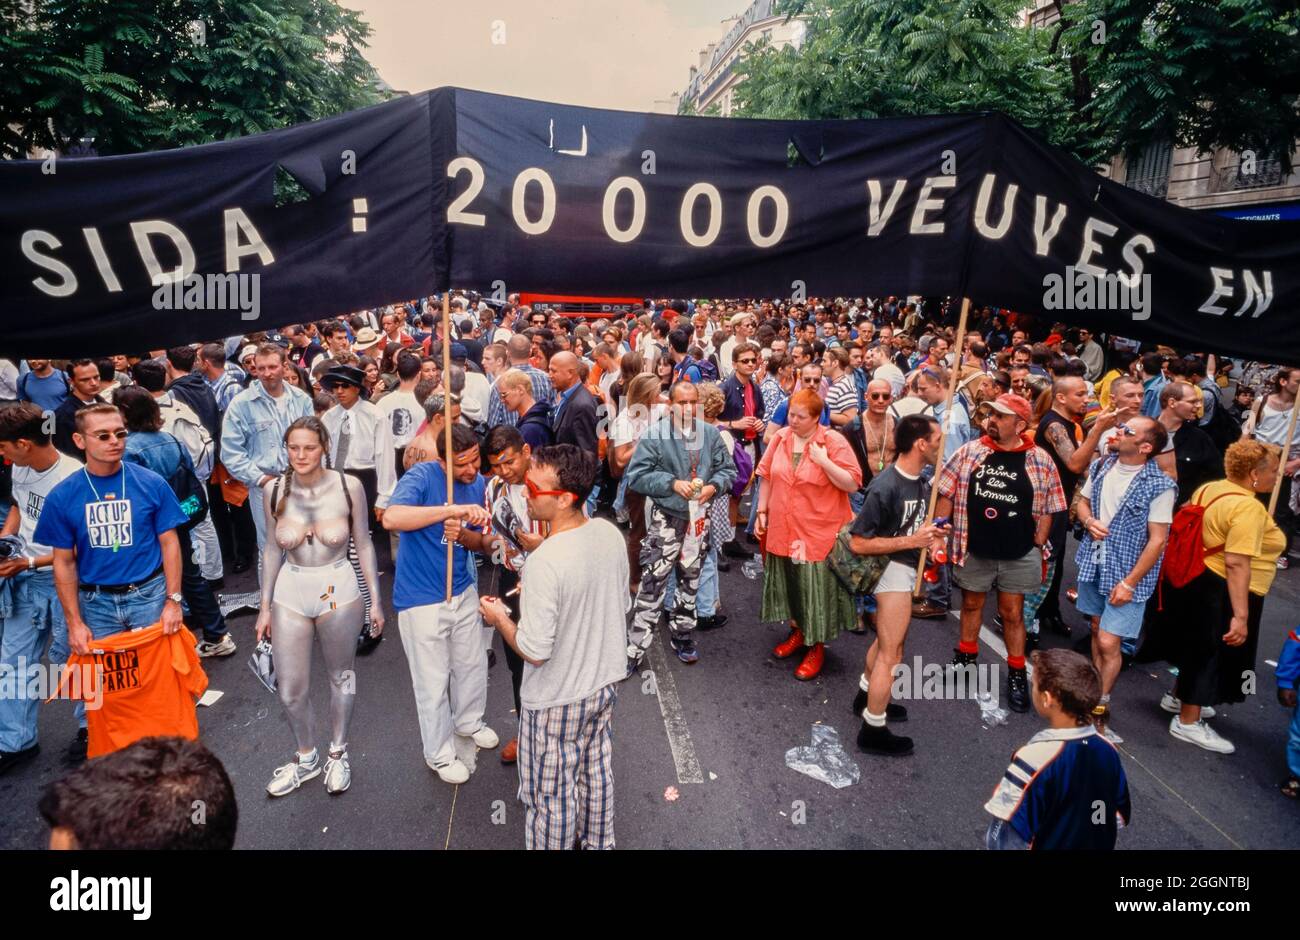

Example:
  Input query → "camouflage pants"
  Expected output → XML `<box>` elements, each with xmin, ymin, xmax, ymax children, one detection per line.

<box><xmin>629</xmin><ymin>503</ymin><xmax>708</xmax><ymax>652</ymax></box>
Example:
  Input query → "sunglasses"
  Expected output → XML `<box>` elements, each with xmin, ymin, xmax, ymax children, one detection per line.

<box><xmin>737</xmin><ymin>357</ymin><xmax>758</xmax><ymax>365</ymax></box>
<box><xmin>88</xmin><ymin>430</ymin><xmax>128</xmax><ymax>442</ymax></box>
<box><xmin>869</xmin><ymin>392</ymin><xmax>891</xmax><ymax>401</ymax></box>
<box><xmin>524</xmin><ymin>476</ymin><xmax>571</xmax><ymax>500</ymax></box>
<box><xmin>1115</xmin><ymin>423</ymin><xmax>1138</xmax><ymax>437</ymax></box>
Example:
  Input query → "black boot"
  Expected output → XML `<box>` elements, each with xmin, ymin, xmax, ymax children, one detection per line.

<box><xmin>852</xmin><ymin>687</ymin><xmax>907</xmax><ymax>721</ymax></box>
<box><xmin>856</xmin><ymin>721</ymin><xmax>914</xmax><ymax>756</ymax></box>
<box><xmin>1007</xmin><ymin>667</ymin><xmax>1031</xmax><ymax>713</ymax></box>
<box><xmin>696</xmin><ymin>613</ymin><xmax>728</xmax><ymax>631</ymax></box>
<box><xmin>722</xmin><ymin>539</ymin><xmax>750</xmax><ymax>559</ymax></box>
<box><xmin>950</xmin><ymin>648</ymin><xmax>978</xmax><ymax>669</ymax></box>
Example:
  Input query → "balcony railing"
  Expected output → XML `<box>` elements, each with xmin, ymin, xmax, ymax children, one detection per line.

<box><xmin>1213</xmin><ymin>156</ymin><xmax>1289</xmax><ymax>191</ymax></box>
<box><xmin>1124</xmin><ymin>174</ymin><xmax>1170</xmax><ymax>199</ymax></box>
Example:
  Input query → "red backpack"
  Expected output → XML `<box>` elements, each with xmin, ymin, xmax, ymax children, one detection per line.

<box><xmin>1162</xmin><ymin>491</ymin><xmax>1250</xmax><ymax>589</ymax></box>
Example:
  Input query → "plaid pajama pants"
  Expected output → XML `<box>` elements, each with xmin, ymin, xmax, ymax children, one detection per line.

<box><xmin>517</xmin><ymin>684</ymin><xmax>617</xmax><ymax>850</ymax></box>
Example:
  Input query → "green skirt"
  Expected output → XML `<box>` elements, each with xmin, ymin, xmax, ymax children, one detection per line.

<box><xmin>760</xmin><ymin>553</ymin><xmax>855</xmax><ymax>644</ymax></box>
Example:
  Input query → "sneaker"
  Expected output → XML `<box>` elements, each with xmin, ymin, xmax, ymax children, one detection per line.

<box><xmin>267</xmin><ymin>750</ymin><xmax>321</xmax><ymax>796</ymax></box>
<box><xmin>1100</xmin><ymin>726</ymin><xmax>1124</xmax><ymax>744</ymax></box>
<box><xmin>431</xmin><ymin>758</ymin><xmax>470</xmax><ymax>784</ymax></box>
<box><xmin>1278</xmin><ymin>556</ymin><xmax>1290</xmax><ymax>570</ymax></box>
<box><xmin>65</xmin><ymin>728</ymin><xmax>88</xmax><ymax>764</ymax></box>
<box><xmin>624</xmin><ymin>649</ymin><xmax>645</xmax><ymax>680</ymax></box>
<box><xmin>323</xmin><ymin>750</ymin><xmax>351</xmax><ymax>794</ymax></box>
<box><xmin>195</xmin><ymin>633</ymin><xmax>237</xmax><ymax>658</ymax></box>
<box><xmin>1007</xmin><ymin>668</ymin><xmax>1030</xmax><ymax>713</ymax></box>
<box><xmin>856</xmin><ymin>721</ymin><xmax>914</xmax><ymax>756</ymax></box>
<box><xmin>0</xmin><ymin>743</ymin><xmax>39</xmax><ymax>776</ymax></box>
<box><xmin>696</xmin><ymin>613</ymin><xmax>728</xmax><ymax>631</ymax></box>
<box><xmin>1169</xmin><ymin>716</ymin><xmax>1235</xmax><ymax>754</ymax></box>
<box><xmin>1159</xmin><ymin>693</ymin><xmax>1215</xmax><ymax>719</ymax></box>
<box><xmin>470</xmin><ymin>726</ymin><xmax>499</xmax><ymax>749</ymax></box>
<box><xmin>670</xmin><ymin>634</ymin><xmax>699</xmax><ymax>664</ymax></box>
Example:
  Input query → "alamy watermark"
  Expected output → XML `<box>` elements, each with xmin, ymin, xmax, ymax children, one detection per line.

<box><xmin>1042</xmin><ymin>265</ymin><xmax>1150</xmax><ymax>321</ymax></box>
<box><xmin>152</xmin><ymin>272</ymin><xmax>261</xmax><ymax>320</ymax></box>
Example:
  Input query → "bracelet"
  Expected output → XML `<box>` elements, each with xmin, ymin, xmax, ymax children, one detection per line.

<box><xmin>1118</xmin><ymin>581</ymin><xmax>1135</xmax><ymax>592</ymax></box>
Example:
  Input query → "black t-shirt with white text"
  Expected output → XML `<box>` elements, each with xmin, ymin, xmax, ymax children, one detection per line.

<box><xmin>966</xmin><ymin>449</ymin><xmax>1036</xmax><ymax>560</ymax></box>
<box><xmin>850</xmin><ymin>465</ymin><xmax>929</xmax><ymax>567</ymax></box>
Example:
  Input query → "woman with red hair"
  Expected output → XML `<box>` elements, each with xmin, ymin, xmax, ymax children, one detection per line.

<box><xmin>755</xmin><ymin>389</ymin><xmax>862</xmax><ymax>679</ymax></box>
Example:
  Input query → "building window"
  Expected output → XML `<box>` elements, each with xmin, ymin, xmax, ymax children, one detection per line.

<box><xmin>1214</xmin><ymin>151</ymin><xmax>1289</xmax><ymax>191</ymax></box>
<box><xmin>1124</xmin><ymin>141</ymin><xmax>1172</xmax><ymax>199</ymax></box>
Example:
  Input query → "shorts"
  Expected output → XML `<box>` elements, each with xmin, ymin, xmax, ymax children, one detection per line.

<box><xmin>873</xmin><ymin>560</ymin><xmax>918</xmax><ymax>596</ymax></box>
<box><xmin>273</xmin><ymin>558</ymin><xmax>361</xmax><ymax>619</ymax></box>
<box><xmin>1074</xmin><ymin>577</ymin><xmax>1146</xmax><ymax>639</ymax></box>
<box><xmin>953</xmin><ymin>548</ymin><xmax>1043</xmax><ymax>595</ymax></box>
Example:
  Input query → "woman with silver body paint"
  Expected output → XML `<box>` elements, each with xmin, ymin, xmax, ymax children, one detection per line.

<box><xmin>255</xmin><ymin>417</ymin><xmax>384</xmax><ymax>796</ymax></box>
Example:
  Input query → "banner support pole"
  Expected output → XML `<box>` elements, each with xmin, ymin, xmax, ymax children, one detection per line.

<box><xmin>913</xmin><ymin>296</ymin><xmax>971</xmax><ymax>598</ymax></box>
<box><xmin>1268</xmin><ymin>391</ymin><xmax>1300</xmax><ymax>515</ymax></box>
<box><xmin>443</xmin><ymin>292</ymin><xmax>455</xmax><ymax>601</ymax></box>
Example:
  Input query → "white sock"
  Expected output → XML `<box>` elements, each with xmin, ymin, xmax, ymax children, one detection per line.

<box><xmin>859</xmin><ymin>673</ymin><xmax>870</xmax><ymax>693</ymax></box>
<box><xmin>864</xmin><ymin>709</ymin><xmax>886</xmax><ymax>728</ymax></box>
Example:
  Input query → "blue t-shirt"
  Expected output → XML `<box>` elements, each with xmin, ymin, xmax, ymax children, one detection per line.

<box><xmin>389</xmin><ymin>461</ymin><xmax>486</xmax><ymax>611</ymax></box>
<box><xmin>769</xmin><ymin>398</ymin><xmax>831</xmax><ymax>428</ymax></box>
<box><xmin>20</xmin><ymin>369</ymin><xmax>69</xmax><ymax>413</ymax></box>
<box><xmin>33</xmin><ymin>462</ymin><xmax>188</xmax><ymax>586</ymax></box>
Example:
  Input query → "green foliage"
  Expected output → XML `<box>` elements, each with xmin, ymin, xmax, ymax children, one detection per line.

<box><xmin>0</xmin><ymin>0</ymin><xmax>390</xmax><ymax>158</ymax></box>
<box><xmin>732</xmin><ymin>0</ymin><xmax>1300</xmax><ymax>171</ymax></box>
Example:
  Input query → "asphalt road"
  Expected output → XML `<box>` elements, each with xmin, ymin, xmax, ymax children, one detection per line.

<box><xmin>3</xmin><ymin>524</ymin><xmax>1299</xmax><ymax>850</ymax></box>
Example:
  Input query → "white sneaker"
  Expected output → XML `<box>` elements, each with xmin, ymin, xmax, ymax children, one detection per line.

<box><xmin>471</xmin><ymin>726</ymin><xmax>499</xmax><ymax>749</ymax></box>
<box><xmin>323</xmin><ymin>749</ymin><xmax>351</xmax><ymax>794</ymax></box>
<box><xmin>1169</xmin><ymin>717</ymin><xmax>1235</xmax><ymax>754</ymax></box>
<box><xmin>1159</xmin><ymin>693</ymin><xmax>1215</xmax><ymax>719</ymax></box>
<box><xmin>430</xmin><ymin>758</ymin><xmax>470</xmax><ymax>784</ymax></box>
<box><xmin>196</xmin><ymin>632</ymin><xmax>237</xmax><ymax>658</ymax></box>
<box><xmin>266</xmin><ymin>750</ymin><xmax>321</xmax><ymax>796</ymax></box>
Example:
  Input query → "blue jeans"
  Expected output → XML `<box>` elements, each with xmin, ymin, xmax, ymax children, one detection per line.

<box><xmin>72</xmin><ymin>574</ymin><xmax>167</xmax><ymax>728</ymax></box>
<box><xmin>0</xmin><ymin>570</ymin><xmax>64</xmax><ymax>752</ymax></box>
<box><xmin>664</xmin><ymin>546</ymin><xmax>718</xmax><ymax>617</ymax></box>
<box><xmin>1287</xmin><ymin>703</ymin><xmax>1300</xmax><ymax>779</ymax></box>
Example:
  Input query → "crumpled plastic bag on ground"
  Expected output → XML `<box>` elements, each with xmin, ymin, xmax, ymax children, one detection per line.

<box><xmin>978</xmin><ymin>692</ymin><xmax>1009</xmax><ymax>728</ymax></box>
<box><xmin>784</xmin><ymin>724</ymin><xmax>861</xmax><ymax>789</ymax></box>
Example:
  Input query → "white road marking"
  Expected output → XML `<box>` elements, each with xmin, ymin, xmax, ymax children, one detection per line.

<box><xmin>645</xmin><ymin>633</ymin><xmax>705</xmax><ymax>784</ymax></box>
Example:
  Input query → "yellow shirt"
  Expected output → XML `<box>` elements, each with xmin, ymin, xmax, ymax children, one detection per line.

<box><xmin>1194</xmin><ymin>479</ymin><xmax>1285</xmax><ymax>595</ymax></box>
<box><xmin>1097</xmin><ymin>369</ymin><xmax>1123</xmax><ymax>410</ymax></box>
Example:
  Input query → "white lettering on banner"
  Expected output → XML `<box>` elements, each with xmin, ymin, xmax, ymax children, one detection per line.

<box><xmin>746</xmin><ymin>185</ymin><xmax>789</xmax><ymax>248</ymax></box>
<box><xmin>1031</xmin><ymin>196</ymin><xmax>1068</xmax><ymax>256</ymax></box>
<box><xmin>85</xmin><ymin>499</ymin><xmax>133</xmax><ymax>549</ymax></box>
<box><xmin>22</xmin><ymin>230</ymin><xmax>78</xmax><ymax>297</ymax></box>
<box><xmin>602</xmin><ymin>176</ymin><xmax>646</xmax><ymax>243</ymax></box>
<box><xmin>909</xmin><ymin>176</ymin><xmax>956</xmax><ymax>235</ymax></box>
<box><xmin>130</xmin><ymin>220</ymin><xmax>196</xmax><ymax>285</ymax></box>
<box><xmin>974</xmin><ymin>173</ymin><xmax>1018</xmax><ymax>240</ymax></box>
<box><xmin>82</xmin><ymin>226</ymin><xmax>123</xmax><ymax>292</ymax></box>
<box><xmin>447</xmin><ymin>157</ymin><xmax>487</xmax><ymax>226</ymax></box>
<box><xmin>865</xmin><ymin>180</ymin><xmax>907</xmax><ymax>237</ymax></box>
<box><xmin>511</xmin><ymin>167</ymin><xmax>556</xmax><ymax>235</ymax></box>
<box><xmin>680</xmin><ymin>183</ymin><xmax>723</xmax><ymax>248</ymax></box>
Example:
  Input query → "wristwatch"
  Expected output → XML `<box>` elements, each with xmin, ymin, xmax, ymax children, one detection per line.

<box><xmin>168</xmin><ymin>592</ymin><xmax>184</xmax><ymax>604</ymax></box>
<box><xmin>27</xmin><ymin>557</ymin><xmax>36</xmax><ymax>571</ymax></box>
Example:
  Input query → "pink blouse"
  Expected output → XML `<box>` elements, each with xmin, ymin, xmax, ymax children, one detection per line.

<box><xmin>756</xmin><ymin>424</ymin><xmax>861</xmax><ymax>562</ymax></box>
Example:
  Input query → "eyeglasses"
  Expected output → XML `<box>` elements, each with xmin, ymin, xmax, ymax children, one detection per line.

<box><xmin>88</xmin><ymin>430</ymin><xmax>128</xmax><ymax>442</ymax></box>
<box><xmin>737</xmin><ymin>357</ymin><xmax>758</xmax><ymax>365</ymax></box>
<box><xmin>524</xmin><ymin>476</ymin><xmax>571</xmax><ymax>500</ymax></box>
<box><xmin>1116</xmin><ymin>423</ymin><xmax>1138</xmax><ymax>436</ymax></box>
<box><xmin>869</xmin><ymin>393</ymin><xmax>892</xmax><ymax>401</ymax></box>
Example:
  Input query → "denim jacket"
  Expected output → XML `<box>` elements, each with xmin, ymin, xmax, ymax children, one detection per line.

<box><xmin>219</xmin><ymin>382</ymin><xmax>313</xmax><ymax>487</ymax></box>
<box><xmin>1074</xmin><ymin>455</ymin><xmax>1177</xmax><ymax>603</ymax></box>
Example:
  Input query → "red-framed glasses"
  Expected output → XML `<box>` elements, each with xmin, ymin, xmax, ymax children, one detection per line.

<box><xmin>524</xmin><ymin>476</ymin><xmax>570</xmax><ymax>499</ymax></box>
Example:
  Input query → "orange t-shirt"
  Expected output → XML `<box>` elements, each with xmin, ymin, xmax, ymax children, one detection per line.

<box><xmin>55</xmin><ymin>623</ymin><xmax>208</xmax><ymax>759</ymax></box>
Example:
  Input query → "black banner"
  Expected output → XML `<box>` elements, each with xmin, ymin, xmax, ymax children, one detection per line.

<box><xmin>2</xmin><ymin>87</ymin><xmax>1298</xmax><ymax>362</ymax></box>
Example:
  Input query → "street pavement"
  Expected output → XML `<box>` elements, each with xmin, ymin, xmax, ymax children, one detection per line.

<box><xmin>3</xmin><ymin>525</ymin><xmax>1299</xmax><ymax>850</ymax></box>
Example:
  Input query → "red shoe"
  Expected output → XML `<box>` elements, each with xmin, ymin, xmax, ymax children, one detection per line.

<box><xmin>794</xmin><ymin>643</ymin><xmax>825</xmax><ymax>680</ymax></box>
<box><xmin>500</xmin><ymin>738</ymin><xmax>518</xmax><ymax>764</ymax></box>
<box><xmin>773</xmin><ymin>627</ymin><xmax>805</xmax><ymax>659</ymax></box>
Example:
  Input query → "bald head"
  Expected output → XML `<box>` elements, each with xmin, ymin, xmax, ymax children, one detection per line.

<box><xmin>1053</xmin><ymin>375</ymin><xmax>1089</xmax><ymax>420</ymax></box>
<box><xmin>506</xmin><ymin>334</ymin><xmax>531</xmax><ymax>363</ymax></box>
<box><xmin>548</xmin><ymin>351</ymin><xmax>580</xmax><ymax>392</ymax></box>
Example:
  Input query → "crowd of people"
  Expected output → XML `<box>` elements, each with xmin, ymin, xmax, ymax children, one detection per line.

<box><xmin>2</xmin><ymin>291</ymin><xmax>1299</xmax><ymax>850</ymax></box>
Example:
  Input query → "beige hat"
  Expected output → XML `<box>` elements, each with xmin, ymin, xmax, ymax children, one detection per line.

<box><xmin>352</xmin><ymin>327</ymin><xmax>382</xmax><ymax>351</ymax></box>
<box><xmin>730</xmin><ymin>312</ymin><xmax>752</xmax><ymax>327</ymax></box>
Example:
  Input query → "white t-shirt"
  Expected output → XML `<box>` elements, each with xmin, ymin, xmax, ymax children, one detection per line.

<box><xmin>1081</xmin><ymin>461</ymin><xmax>1175</xmax><ymax>526</ymax></box>
<box><xmin>610</xmin><ymin>403</ymin><xmax>666</xmax><ymax>447</ymax></box>
<box><xmin>461</xmin><ymin>371</ymin><xmax>492</xmax><ymax>425</ymax></box>
<box><xmin>377</xmin><ymin>389</ymin><xmax>421</xmax><ymax>449</ymax></box>
<box><xmin>826</xmin><ymin>375</ymin><xmax>858</xmax><ymax>415</ymax></box>
<box><xmin>515</xmin><ymin>518</ymin><xmax>630</xmax><ymax>710</ymax></box>
<box><xmin>12</xmin><ymin>452</ymin><xmax>83</xmax><ymax>557</ymax></box>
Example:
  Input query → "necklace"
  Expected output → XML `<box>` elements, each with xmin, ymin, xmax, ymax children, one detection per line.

<box><xmin>82</xmin><ymin>465</ymin><xmax>127</xmax><ymax>553</ymax></box>
<box><xmin>863</xmin><ymin>415</ymin><xmax>886</xmax><ymax>471</ymax></box>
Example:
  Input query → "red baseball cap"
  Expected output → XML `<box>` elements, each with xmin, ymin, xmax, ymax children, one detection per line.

<box><xmin>1044</xmin><ymin>333</ymin><xmax>1064</xmax><ymax>346</ymax></box>
<box><xmin>987</xmin><ymin>392</ymin><xmax>1033</xmax><ymax>424</ymax></box>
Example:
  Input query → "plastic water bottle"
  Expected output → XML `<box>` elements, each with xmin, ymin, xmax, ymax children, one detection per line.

<box><xmin>741</xmin><ymin>553</ymin><xmax>763</xmax><ymax>580</ymax></box>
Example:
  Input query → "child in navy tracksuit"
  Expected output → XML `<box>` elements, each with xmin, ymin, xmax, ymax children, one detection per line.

<box><xmin>1277</xmin><ymin>628</ymin><xmax>1300</xmax><ymax>798</ymax></box>
<box><xmin>985</xmin><ymin>648</ymin><xmax>1131</xmax><ymax>850</ymax></box>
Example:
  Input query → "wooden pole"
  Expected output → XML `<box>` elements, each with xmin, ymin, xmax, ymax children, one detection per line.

<box><xmin>914</xmin><ymin>296</ymin><xmax>971</xmax><ymax>597</ymax></box>
<box><xmin>1267</xmin><ymin>391</ymin><xmax>1300</xmax><ymax>515</ymax></box>
<box><xmin>443</xmin><ymin>292</ymin><xmax>455</xmax><ymax>600</ymax></box>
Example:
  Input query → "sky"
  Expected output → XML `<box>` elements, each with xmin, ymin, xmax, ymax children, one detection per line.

<box><xmin>346</xmin><ymin>0</ymin><xmax>750</xmax><ymax>111</ymax></box>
